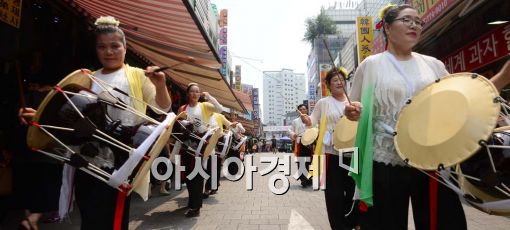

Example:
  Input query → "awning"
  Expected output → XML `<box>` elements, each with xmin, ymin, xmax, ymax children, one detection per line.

<box><xmin>415</xmin><ymin>0</ymin><xmax>481</xmax><ymax>51</ymax></box>
<box><xmin>68</xmin><ymin>0</ymin><xmax>246</xmax><ymax>112</ymax></box>
<box><xmin>233</xmin><ymin>90</ymin><xmax>253</xmax><ymax>112</ymax></box>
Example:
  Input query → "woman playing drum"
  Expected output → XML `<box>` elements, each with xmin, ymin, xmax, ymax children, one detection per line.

<box><xmin>19</xmin><ymin>16</ymin><xmax>171</xmax><ymax>229</ymax></box>
<box><xmin>345</xmin><ymin>4</ymin><xmax>510</xmax><ymax>229</ymax></box>
<box><xmin>177</xmin><ymin>82</ymin><xmax>223</xmax><ymax>217</ymax></box>
<box><xmin>301</xmin><ymin>67</ymin><xmax>358</xmax><ymax>230</ymax></box>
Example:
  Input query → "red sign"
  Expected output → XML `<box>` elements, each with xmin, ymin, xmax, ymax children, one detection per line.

<box><xmin>408</xmin><ymin>0</ymin><xmax>458</xmax><ymax>29</ymax></box>
<box><xmin>371</xmin><ymin>33</ymin><xmax>386</xmax><ymax>54</ymax></box>
<box><xmin>421</xmin><ymin>0</ymin><xmax>457</xmax><ymax>26</ymax></box>
<box><xmin>442</xmin><ymin>23</ymin><xmax>510</xmax><ymax>73</ymax></box>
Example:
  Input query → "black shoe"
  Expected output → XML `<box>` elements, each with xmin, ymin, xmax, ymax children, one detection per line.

<box><xmin>209</xmin><ymin>190</ymin><xmax>217</xmax><ymax>195</ymax></box>
<box><xmin>184</xmin><ymin>208</ymin><xmax>200</xmax><ymax>217</ymax></box>
<box><xmin>202</xmin><ymin>193</ymin><xmax>210</xmax><ymax>199</ymax></box>
<box><xmin>300</xmin><ymin>180</ymin><xmax>309</xmax><ymax>188</ymax></box>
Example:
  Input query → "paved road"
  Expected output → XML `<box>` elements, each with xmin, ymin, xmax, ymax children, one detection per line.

<box><xmin>35</xmin><ymin>152</ymin><xmax>510</xmax><ymax>229</ymax></box>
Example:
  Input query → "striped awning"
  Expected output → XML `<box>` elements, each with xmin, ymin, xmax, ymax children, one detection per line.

<box><xmin>233</xmin><ymin>90</ymin><xmax>253</xmax><ymax>112</ymax></box>
<box><xmin>68</xmin><ymin>0</ymin><xmax>245</xmax><ymax>112</ymax></box>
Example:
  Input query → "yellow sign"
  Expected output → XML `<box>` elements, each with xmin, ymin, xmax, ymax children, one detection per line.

<box><xmin>411</xmin><ymin>0</ymin><xmax>441</xmax><ymax>17</ymax></box>
<box><xmin>0</xmin><ymin>0</ymin><xmax>22</xmax><ymax>28</ymax></box>
<box><xmin>356</xmin><ymin>16</ymin><xmax>373</xmax><ymax>64</ymax></box>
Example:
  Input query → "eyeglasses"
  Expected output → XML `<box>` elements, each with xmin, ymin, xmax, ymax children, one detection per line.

<box><xmin>394</xmin><ymin>17</ymin><xmax>425</xmax><ymax>29</ymax></box>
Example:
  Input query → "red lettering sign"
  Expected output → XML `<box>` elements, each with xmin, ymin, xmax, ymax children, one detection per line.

<box><xmin>442</xmin><ymin>24</ymin><xmax>510</xmax><ymax>73</ymax></box>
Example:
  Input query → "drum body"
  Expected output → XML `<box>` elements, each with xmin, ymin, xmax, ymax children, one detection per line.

<box><xmin>170</xmin><ymin>115</ymin><xmax>221</xmax><ymax>159</ymax></box>
<box><xmin>394</xmin><ymin>73</ymin><xmax>510</xmax><ymax>215</ymax></box>
<box><xmin>457</xmin><ymin>131</ymin><xmax>510</xmax><ymax>215</ymax></box>
<box><xmin>26</xmin><ymin>69</ymin><xmax>176</xmax><ymax>198</ymax></box>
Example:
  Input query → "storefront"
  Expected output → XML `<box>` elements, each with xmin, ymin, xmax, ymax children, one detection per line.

<box><xmin>412</xmin><ymin>0</ymin><xmax>510</xmax><ymax>97</ymax></box>
<box><xmin>0</xmin><ymin>0</ymin><xmax>245</xmax><ymax>210</ymax></box>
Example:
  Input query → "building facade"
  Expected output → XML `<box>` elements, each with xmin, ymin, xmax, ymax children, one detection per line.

<box><xmin>263</xmin><ymin>69</ymin><xmax>307</xmax><ymax>126</ymax></box>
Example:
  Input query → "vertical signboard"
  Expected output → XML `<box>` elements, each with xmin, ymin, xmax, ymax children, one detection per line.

<box><xmin>356</xmin><ymin>16</ymin><xmax>373</xmax><ymax>64</ymax></box>
<box><xmin>235</xmin><ymin>65</ymin><xmax>241</xmax><ymax>90</ymax></box>
<box><xmin>219</xmin><ymin>9</ymin><xmax>228</xmax><ymax>27</ymax></box>
<box><xmin>308</xmin><ymin>83</ymin><xmax>316</xmax><ymax>112</ymax></box>
<box><xmin>218</xmin><ymin>9</ymin><xmax>228</xmax><ymax>79</ymax></box>
<box><xmin>320</xmin><ymin>64</ymin><xmax>331</xmax><ymax>97</ymax></box>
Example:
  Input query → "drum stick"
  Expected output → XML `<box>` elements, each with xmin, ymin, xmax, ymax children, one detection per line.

<box><xmin>494</xmin><ymin>126</ymin><xmax>510</xmax><ymax>132</ymax></box>
<box><xmin>153</xmin><ymin>66</ymin><xmax>170</xmax><ymax>72</ymax></box>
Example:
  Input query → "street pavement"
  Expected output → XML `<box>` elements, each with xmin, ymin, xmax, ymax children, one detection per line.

<box><xmin>36</xmin><ymin>152</ymin><xmax>510</xmax><ymax>230</ymax></box>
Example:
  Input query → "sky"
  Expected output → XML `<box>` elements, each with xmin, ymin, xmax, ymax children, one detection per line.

<box><xmin>212</xmin><ymin>0</ymin><xmax>347</xmax><ymax>119</ymax></box>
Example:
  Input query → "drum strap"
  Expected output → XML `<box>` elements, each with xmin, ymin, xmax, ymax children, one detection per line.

<box><xmin>113</xmin><ymin>189</ymin><xmax>127</xmax><ymax>230</ymax></box>
<box><xmin>384</xmin><ymin>52</ymin><xmax>415</xmax><ymax>102</ymax></box>
<box><xmin>429</xmin><ymin>172</ymin><xmax>438</xmax><ymax>230</ymax></box>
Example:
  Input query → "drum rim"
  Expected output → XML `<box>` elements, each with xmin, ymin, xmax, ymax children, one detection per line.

<box><xmin>394</xmin><ymin>73</ymin><xmax>500</xmax><ymax>170</ymax></box>
<box><xmin>456</xmin><ymin>166</ymin><xmax>510</xmax><ymax>215</ymax></box>
<box><xmin>27</xmin><ymin>69</ymin><xmax>93</xmax><ymax>149</ymax></box>
<box><xmin>129</xmin><ymin>112</ymin><xmax>182</xmax><ymax>195</ymax></box>
<box><xmin>332</xmin><ymin>116</ymin><xmax>358</xmax><ymax>150</ymax></box>
<box><xmin>301</xmin><ymin>127</ymin><xmax>319</xmax><ymax>146</ymax></box>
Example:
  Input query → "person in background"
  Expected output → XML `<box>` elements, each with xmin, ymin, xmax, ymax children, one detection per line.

<box><xmin>178</xmin><ymin>82</ymin><xmax>222</xmax><ymax>217</ymax></box>
<box><xmin>289</xmin><ymin>104</ymin><xmax>313</xmax><ymax>188</ymax></box>
<box><xmin>271</xmin><ymin>135</ymin><xmax>277</xmax><ymax>154</ymax></box>
<box><xmin>302</xmin><ymin>67</ymin><xmax>358</xmax><ymax>230</ymax></box>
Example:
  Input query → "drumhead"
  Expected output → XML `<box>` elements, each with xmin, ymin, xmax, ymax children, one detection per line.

<box><xmin>301</xmin><ymin>128</ymin><xmax>318</xmax><ymax>146</ymax></box>
<box><xmin>203</xmin><ymin>128</ymin><xmax>222</xmax><ymax>160</ymax></box>
<box><xmin>27</xmin><ymin>69</ymin><xmax>93</xmax><ymax>149</ymax></box>
<box><xmin>129</xmin><ymin>112</ymin><xmax>181</xmax><ymax>196</ymax></box>
<box><xmin>333</xmin><ymin>116</ymin><xmax>358</xmax><ymax>150</ymax></box>
<box><xmin>395</xmin><ymin>73</ymin><xmax>500</xmax><ymax>170</ymax></box>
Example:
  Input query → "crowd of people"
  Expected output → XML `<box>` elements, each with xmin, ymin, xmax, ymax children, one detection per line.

<box><xmin>6</xmin><ymin>3</ymin><xmax>510</xmax><ymax>230</ymax></box>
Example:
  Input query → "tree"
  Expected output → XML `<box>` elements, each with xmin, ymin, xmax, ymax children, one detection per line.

<box><xmin>303</xmin><ymin>8</ymin><xmax>337</xmax><ymax>46</ymax></box>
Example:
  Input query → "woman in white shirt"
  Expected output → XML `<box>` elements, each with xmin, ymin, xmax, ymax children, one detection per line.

<box><xmin>178</xmin><ymin>82</ymin><xmax>223</xmax><ymax>217</ymax></box>
<box><xmin>302</xmin><ymin>68</ymin><xmax>358</xmax><ymax>230</ymax></box>
<box><xmin>19</xmin><ymin>16</ymin><xmax>172</xmax><ymax>230</ymax></box>
<box><xmin>345</xmin><ymin>4</ymin><xmax>510</xmax><ymax>230</ymax></box>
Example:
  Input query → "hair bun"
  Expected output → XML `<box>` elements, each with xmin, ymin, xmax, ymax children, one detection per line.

<box><xmin>94</xmin><ymin>16</ymin><xmax>120</xmax><ymax>27</ymax></box>
<box><xmin>378</xmin><ymin>3</ymin><xmax>396</xmax><ymax>20</ymax></box>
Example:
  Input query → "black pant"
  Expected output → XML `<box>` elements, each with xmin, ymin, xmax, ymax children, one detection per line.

<box><xmin>75</xmin><ymin>171</ymin><xmax>131</xmax><ymax>230</ymax></box>
<box><xmin>324</xmin><ymin>154</ymin><xmax>357</xmax><ymax>230</ymax></box>
<box><xmin>205</xmin><ymin>155</ymin><xmax>222</xmax><ymax>191</ymax></box>
<box><xmin>181</xmin><ymin>152</ymin><xmax>204</xmax><ymax>209</ymax></box>
<box><xmin>360</xmin><ymin>162</ymin><xmax>467</xmax><ymax>230</ymax></box>
<box><xmin>296</xmin><ymin>142</ymin><xmax>312</xmax><ymax>182</ymax></box>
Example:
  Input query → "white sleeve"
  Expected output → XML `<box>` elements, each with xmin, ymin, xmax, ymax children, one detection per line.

<box><xmin>142</xmin><ymin>77</ymin><xmax>171</xmax><ymax>113</ymax></box>
<box><xmin>288</xmin><ymin>120</ymin><xmax>296</xmax><ymax>136</ymax></box>
<box><xmin>309</xmin><ymin>99</ymin><xmax>322</xmax><ymax>127</ymax></box>
<box><xmin>237</xmin><ymin>123</ymin><xmax>245</xmax><ymax>133</ymax></box>
<box><xmin>349</xmin><ymin>62</ymin><xmax>365</xmax><ymax>102</ymax></box>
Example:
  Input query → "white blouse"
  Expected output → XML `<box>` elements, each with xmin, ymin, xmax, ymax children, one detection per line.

<box><xmin>185</xmin><ymin>104</ymin><xmax>216</xmax><ymax>134</ymax></box>
<box><xmin>309</xmin><ymin>96</ymin><xmax>348</xmax><ymax>154</ymax></box>
<box><xmin>350</xmin><ymin>52</ymin><xmax>449</xmax><ymax>166</ymax></box>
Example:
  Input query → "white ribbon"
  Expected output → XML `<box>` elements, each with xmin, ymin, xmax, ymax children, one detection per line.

<box><xmin>232</xmin><ymin>136</ymin><xmax>248</xmax><ymax>151</ymax></box>
<box><xmin>220</xmin><ymin>131</ymin><xmax>232</xmax><ymax>157</ymax></box>
<box><xmin>107</xmin><ymin>113</ymin><xmax>175</xmax><ymax>188</ymax></box>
